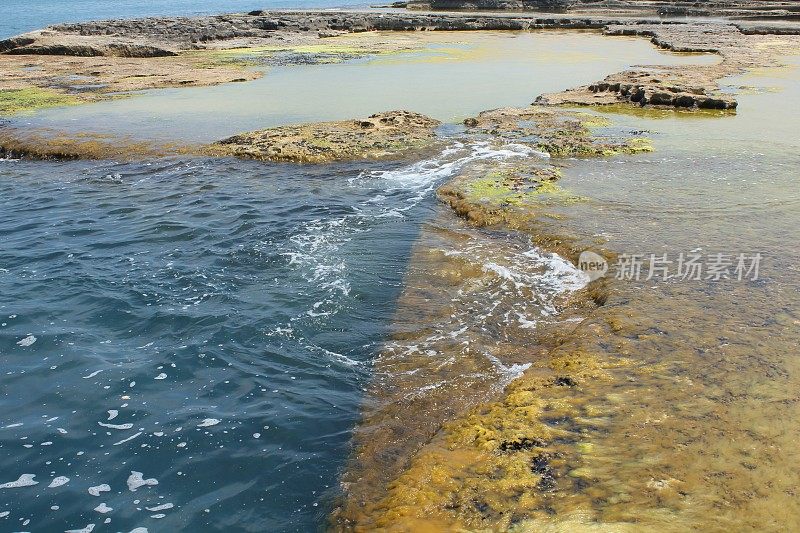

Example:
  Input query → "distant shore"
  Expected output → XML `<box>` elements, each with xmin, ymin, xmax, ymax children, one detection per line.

<box><xmin>1</xmin><ymin>8</ymin><xmax>799</xmax><ymax>161</ymax></box>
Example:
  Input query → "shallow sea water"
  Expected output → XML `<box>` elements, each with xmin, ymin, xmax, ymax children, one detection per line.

<box><xmin>532</xmin><ymin>56</ymin><xmax>800</xmax><ymax>530</ymax></box>
<box><xmin>16</xmin><ymin>31</ymin><xmax>718</xmax><ymax>143</ymax></box>
<box><xmin>1</xmin><ymin>29</ymin><xmax>797</xmax><ymax>532</ymax></box>
<box><xmin>0</xmin><ymin>0</ymin><xmax>374</xmax><ymax>40</ymax></box>
<box><xmin>0</xmin><ymin>138</ymin><xmax>575</xmax><ymax>531</ymax></box>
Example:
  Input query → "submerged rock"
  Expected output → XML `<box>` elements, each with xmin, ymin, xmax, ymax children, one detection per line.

<box><xmin>210</xmin><ymin>110</ymin><xmax>442</xmax><ymax>163</ymax></box>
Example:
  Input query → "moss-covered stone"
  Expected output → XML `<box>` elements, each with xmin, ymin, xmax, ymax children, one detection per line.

<box><xmin>209</xmin><ymin>110</ymin><xmax>441</xmax><ymax>163</ymax></box>
<box><xmin>463</xmin><ymin>105</ymin><xmax>654</xmax><ymax>159</ymax></box>
<box><xmin>0</xmin><ymin>88</ymin><xmax>79</xmax><ymax>116</ymax></box>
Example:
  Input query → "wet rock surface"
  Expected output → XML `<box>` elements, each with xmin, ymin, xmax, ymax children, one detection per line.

<box><xmin>463</xmin><ymin>105</ymin><xmax>653</xmax><ymax>156</ymax></box>
<box><xmin>538</xmin><ymin>21</ymin><xmax>800</xmax><ymax>110</ymax></box>
<box><xmin>333</xmin><ymin>107</ymin><xmax>654</xmax><ymax>530</ymax></box>
<box><xmin>410</xmin><ymin>0</ymin><xmax>800</xmax><ymax>21</ymax></box>
<box><xmin>0</xmin><ymin>7</ymin><xmax>798</xmax><ymax>121</ymax></box>
<box><xmin>1</xmin><ymin>11</ymin><xmax>798</xmax><ymax>117</ymax></box>
<box><xmin>210</xmin><ymin>110</ymin><xmax>442</xmax><ymax>163</ymax></box>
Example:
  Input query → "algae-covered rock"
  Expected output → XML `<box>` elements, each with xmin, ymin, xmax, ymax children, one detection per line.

<box><xmin>210</xmin><ymin>110</ymin><xmax>441</xmax><ymax>163</ymax></box>
<box><xmin>537</xmin><ymin>68</ymin><xmax>738</xmax><ymax>111</ymax></box>
<box><xmin>0</xmin><ymin>88</ymin><xmax>78</xmax><ymax>116</ymax></box>
<box><xmin>462</xmin><ymin>106</ymin><xmax>653</xmax><ymax>158</ymax></box>
<box><xmin>438</xmin><ymin>107</ymin><xmax>651</xmax><ymax>232</ymax></box>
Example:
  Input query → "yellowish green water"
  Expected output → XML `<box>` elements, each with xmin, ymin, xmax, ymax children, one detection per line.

<box><xmin>19</xmin><ymin>31</ymin><xmax>717</xmax><ymax>142</ymax></box>
<box><xmin>335</xmin><ymin>55</ymin><xmax>800</xmax><ymax>531</ymax></box>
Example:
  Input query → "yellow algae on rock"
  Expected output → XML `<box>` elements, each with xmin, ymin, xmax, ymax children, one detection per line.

<box><xmin>210</xmin><ymin>110</ymin><xmax>441</xmax><ymax>163</ymax></box>
<box><xmin>0</xmin><ymin>88</ymin><xmax>78</xmax><ymax>116</ymax></box>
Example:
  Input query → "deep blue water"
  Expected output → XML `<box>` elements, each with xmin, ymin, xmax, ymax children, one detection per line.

<box><xmin>0</xmin><ymin>0</ymin><xmax>373</xmax><ymax>39</ymax></box>
<box><xmin>0</xmin><ymin>152</ymin><xmax>454</xmax><ymax>531</ymax></box>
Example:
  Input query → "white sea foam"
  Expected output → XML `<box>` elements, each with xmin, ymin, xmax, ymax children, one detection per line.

<box><xmin>197</xmin><ymin>418</ymin><xmax>220</xmax><ymax>428</ymax></box>
<box><xmin>380</xmin><ymin>224</ymin><xmax>589</xmax><ymax>396</ymax></box>
<box><xmin>280</xmin><ymin>141</ymin><xmax>543</xmax><ymax>367</ymax></box>
<box><xmin>127</xmin><ymin>471</ymin><xmax>158</xmax><ymax>491</ymax></box>
<box><xmin>485</xmin><ymin>353</ymin><xmax>533</xmax><ymax>389</ymax></box>
<box><xmin>16</xmin><ymin>335</ymin><xmax>37</xmax><ymax>347</ymax></box>
<box><xmin>88</xmin><ymin>484</ymin><xmax>110</xmax><ymax>496</ymax></box>
<box><xmin>113</xmin><ymin>432</ymin><xmax>142</xmax><ymax>446</ymax></box>
<box><xmin>98</xmin><ymin>422</ymin><xmax>133</xmax><ymax>430</ymax></box>
<box><xmin>94</xmin><ymin>503</ymin><xmax>113</xmax><ymax>514</ymax></box>
<box><xmin>48</xmin><ymin>476</ymin><xmax>70</xmax><ymax>488</ymax></box>
<box><xmin>0</xmin><ymin>474</ymin><xmax>38</xmax><ymax>489</ymax></box>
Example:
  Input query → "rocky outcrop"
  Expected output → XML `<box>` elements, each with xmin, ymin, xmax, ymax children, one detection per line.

<box><xmin>409</xmin><ymin>0</ymin><xmax>572</xmax><ymax>11</ymax></box>
<box><xmin>463</xmin><ymin>106</ymin><xmax>653</xmax><ymax>157</ymax></box>
<box><xmin>536</xmin><ymin>69</ymin><xmax>738</xmax><ymax>110</ymax></box>
<box><xmin>408</xmin><ymin>0</ymin><xmax>800</xmax><ymax>21</ymax></box>
<box><xmin>4</xmin><ymin>42</ymin><xmax>176</xmax><ymax>57</ymax></box>
<box><xmin>1</xmin><ymin>11</ymin><xmax>799</xmax><ymax>119</ymax></box>
<box><xmin>536</xmin><ymin>20</ymin><xmax>800</xmax><ymax>111</ymax></box>
<box><xmin>0</xmin><ymin>12</ymin><xmax>624</xmax><ymax>56</ymax></box>
<box><xmin>210</xmin><ymin>111</ymin><xmax>441</xmax><ymax>163</ymax></box>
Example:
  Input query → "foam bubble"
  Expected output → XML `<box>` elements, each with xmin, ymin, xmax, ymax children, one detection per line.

<box><xmin>113</xmin><ymin>432</ymin><xmax>142</xmax><ymax>446</ymax></box>
<box><xmin>16</xmin><ymin>335</ymin><xmax>37</xmax><ymax>347</ymax></box>
<box><xmin>94</xmin><ymin>503</ymin><xmax>113</xmax><ymax>514</ymax></box>
<box><xmin>98</xmin><ymin>422</ymin><xmax>133</xmax><ymax>430</ymax></box>
<box><xmin>48</xmin><ymin>476</ymin><xmax>69</xmax><ymax>488</ymax></box>
<box><xmin>0</xmin><ymin>474</ymin><xmax>38</xmax><ymax>489</ymax></box>
<box><xmin>126</xmin><ymin>471</ymin><xmax>158</xmax><ymax>491</ymax></box>
<box><xmin>88</xmin><ymin>484</ymin><xmax>110</xmax><ymax>496</ymax></box>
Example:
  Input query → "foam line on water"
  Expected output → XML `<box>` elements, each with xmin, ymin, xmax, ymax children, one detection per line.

<box><xmin>275</xmin><ymin>142</ymin><xmax>543</xmax><ymax>366</ymax></box>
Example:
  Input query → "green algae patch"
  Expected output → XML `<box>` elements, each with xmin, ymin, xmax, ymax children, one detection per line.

<box><xmin>0</xmin><ymin>126</ymin><xmax>202</xmax><ymax>160</ymax></box>
<box><xmin>193</xmin><ymin>39</ymin><xmax>419</xmax><ymax>69</ymax></box>
<box><xmin>463</xmin><ymin>166</ymin><xmax>585</xmax><ymax>208</ymax></box>
<box><xmin>187</xmin><ymin>49</ymin><xmax>266</xmax><ymax>69</ymax></box>
<box><xmin>625</xmin><ymin>137</ymin><xmax>654</xmax><ymax>153</ymax></box>
<box><xmin>573</xmin><ymin>111</ymin><xmax>613</xmax><ymax>129</ymax></box>
<box><xmin>0</xmin><ymin>88</ymin><xmax>79</xmax><ymax>116</ymax></box>
<box><xmin>338</xmin><ymin>334</ymin><xmax>637</xmax><ymax>530</ymax></box>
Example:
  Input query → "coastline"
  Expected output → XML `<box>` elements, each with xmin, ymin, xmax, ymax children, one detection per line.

<box><xmin>2</xmin><ymin>7</ymin><xmax>800</xmax><ymax>531</ymax></box>
<box><xmin>2</xmin><ymin>9</ymin><xmax>798</xmax><ymax>117</ymax></box>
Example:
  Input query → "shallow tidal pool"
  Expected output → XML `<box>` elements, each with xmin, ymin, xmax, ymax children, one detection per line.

<box><xmin>16</xmin><ymin>30</ymin><xmax>718</xmax><ymax>142</ymax></box>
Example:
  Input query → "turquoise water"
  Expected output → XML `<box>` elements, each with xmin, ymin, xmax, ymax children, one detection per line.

<box><xmin>0</xmin><ymin>0</ymin><xmax>373</xmax><ymax>39</ymax></box>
